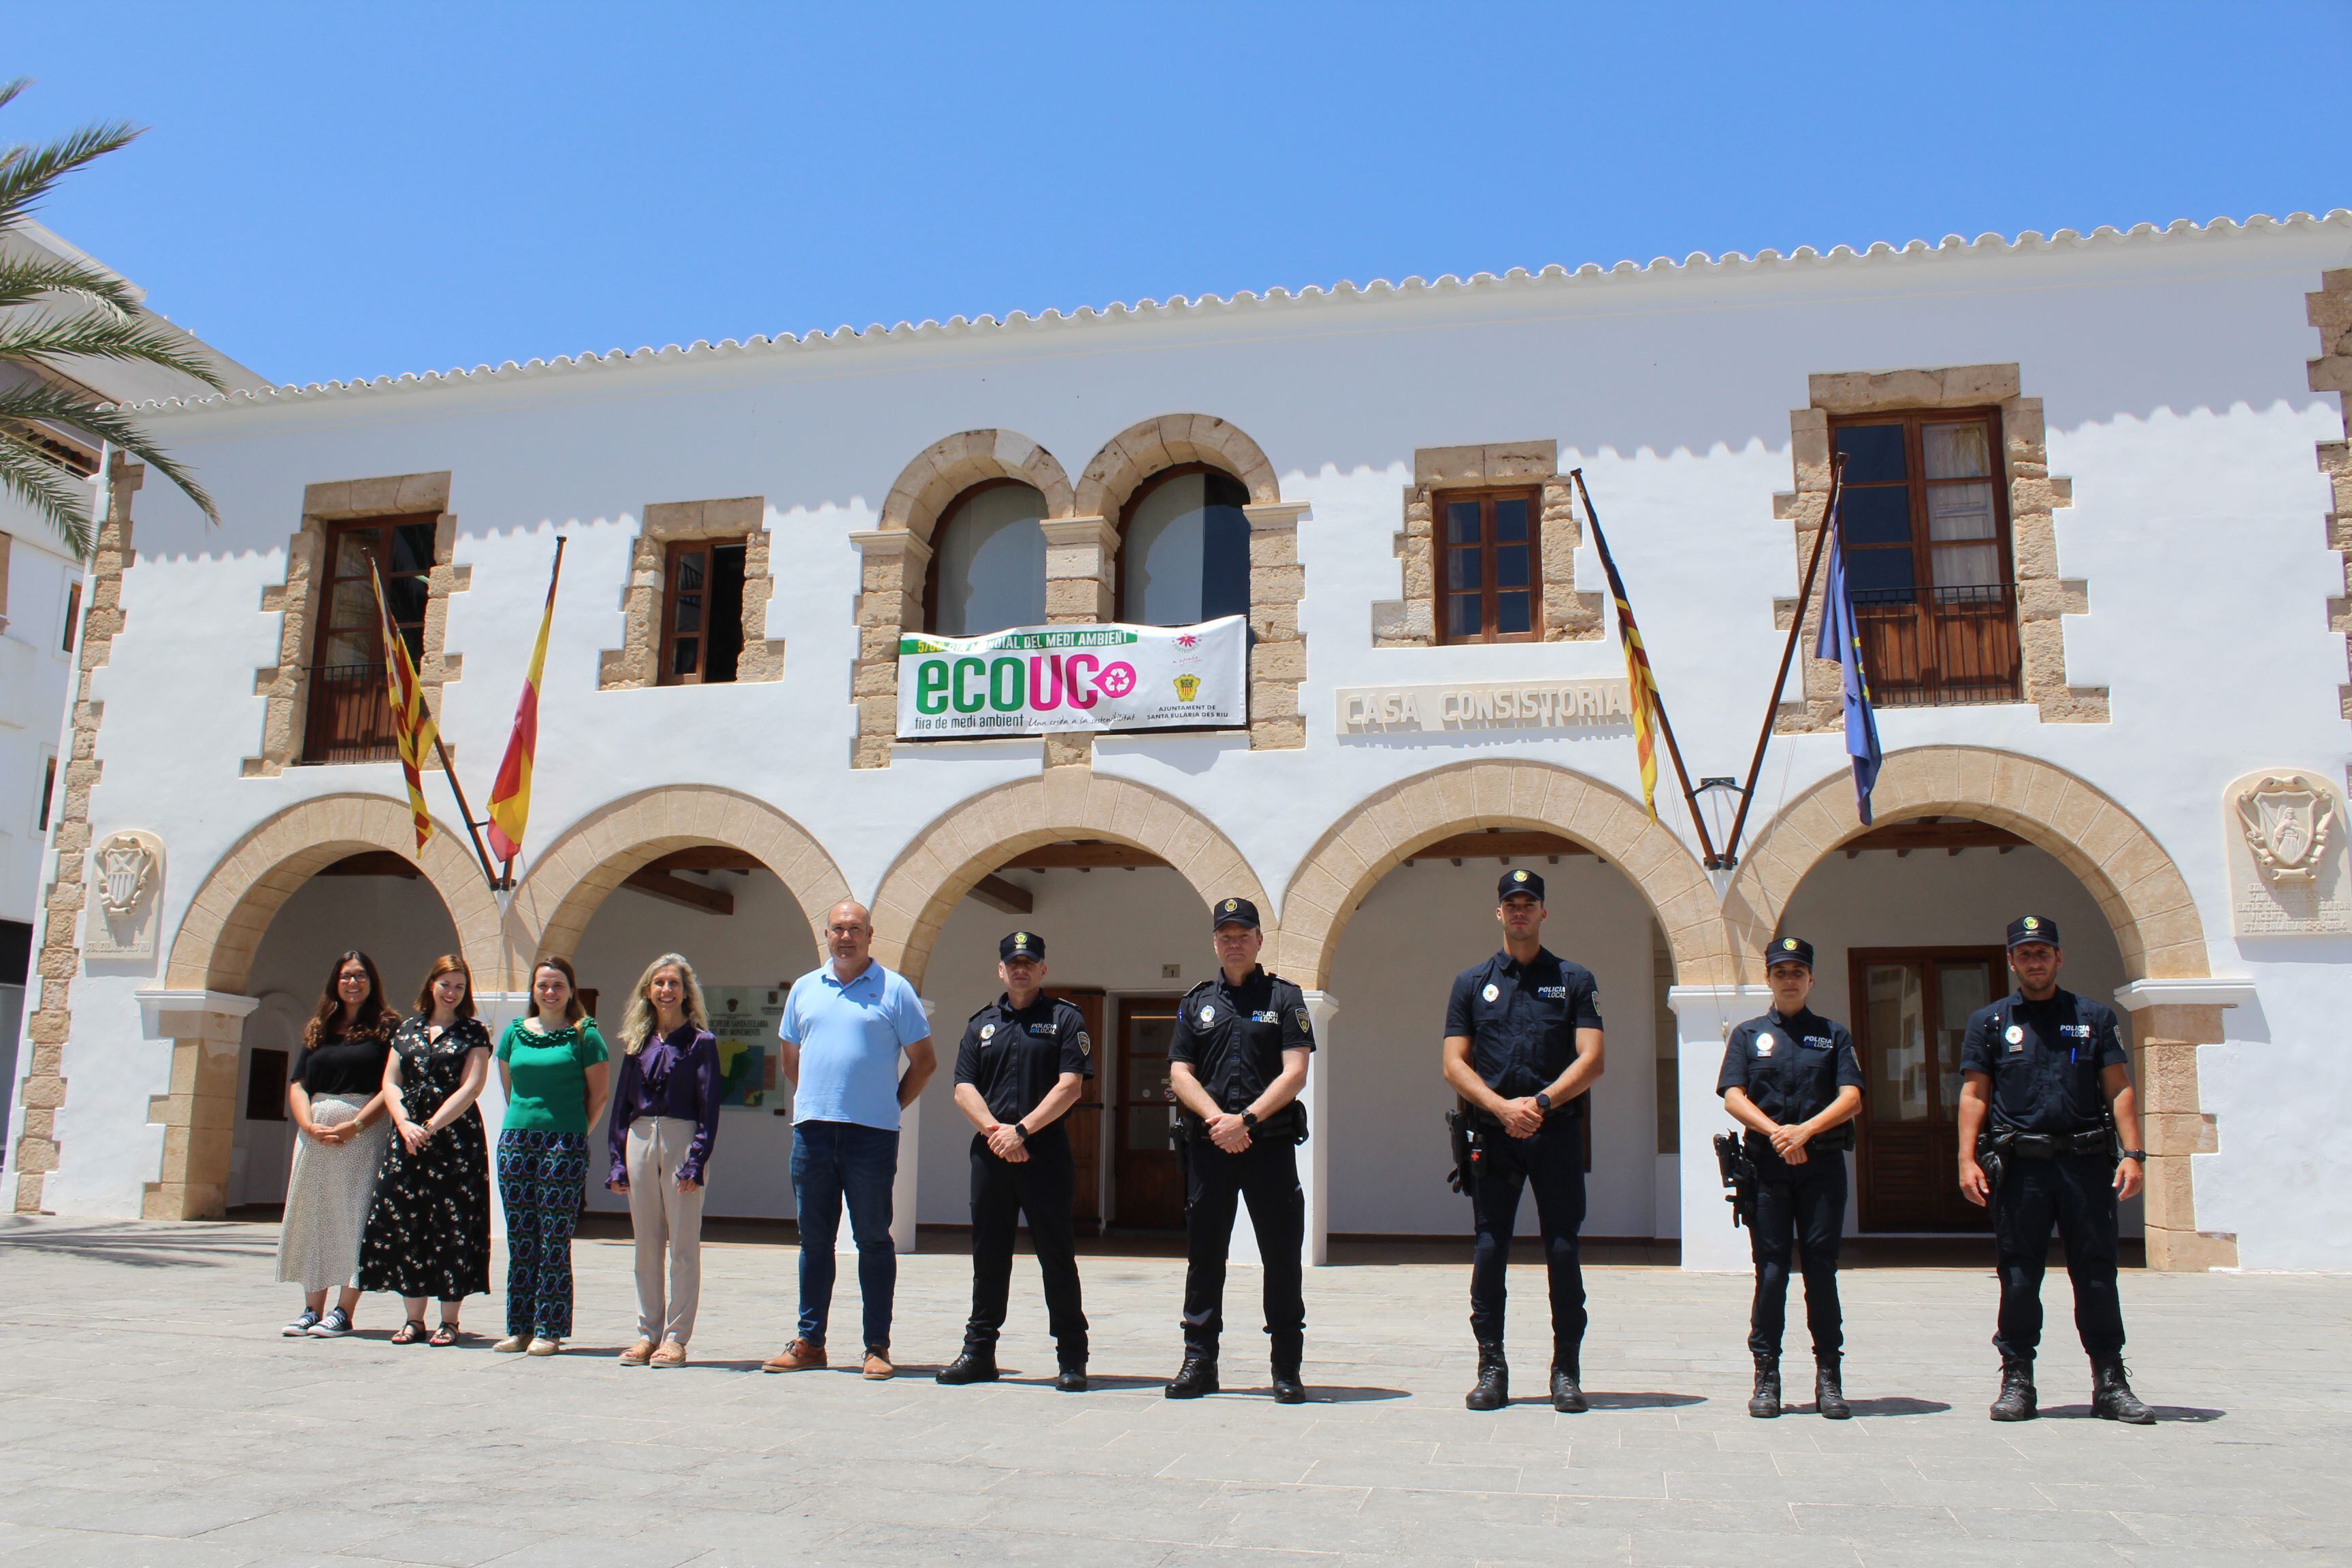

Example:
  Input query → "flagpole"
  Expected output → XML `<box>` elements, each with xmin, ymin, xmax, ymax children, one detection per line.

<box><xmin>1568</xmin><ymin>470</ymin><xmax>1718</xmax><ymax>868</ymax></box>
<box><xmin>1722</xmin><ymin>452</ymin><xmax>1847</xmax><ymax>868</ymax></box>
<box><xmin>484</xmin><ymin>535</ymin><xmax>567</xmax><ymax>887</ymax></box>
<box><xmin>363</xmin><ymin>544</ymin><xmax>507</xmax><ymax>892</ymax></box>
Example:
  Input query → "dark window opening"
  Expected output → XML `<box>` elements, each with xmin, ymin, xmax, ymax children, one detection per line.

<box><xmin>61</xmin><ymin>582</ymin><xmax>80</xmax><ymax>653</ymax></box>
<box><xmin>37</xmin><ymin>757</ymin><xmax>54</xmax><ymax>833</ymax></box>
<box><xmin>1830</xmin><ymin>410</ymin><xmax>2021</xmax><ymax>706</ymax></box>
<box><xmin>1117</xmin><ymin>466</ymin><xmax>1251</xmax><ymax>626</ymax></box>
<box><xmin>659</xmin><ymin>538</ymin><xmax>746</xmax><ymax>685</ymax></box>
<box><xmin>244</xmin><ymin>1049</ymin><xmax>291</xmax><ymax>1122</ymax></box>
<box><xmin>1434</xmin><ymin>486</ymin><xmax>1542</xmax><ymax>644</ymax></box>
<box><xmin>301</xmin><ymin>514</ymin><xmax>438</xmax><ymax>764</ymax></box>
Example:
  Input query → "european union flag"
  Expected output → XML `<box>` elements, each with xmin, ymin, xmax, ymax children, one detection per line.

<box><xmin>1814</xmin><ymin>515</ymin><xmax>1883</xmax><ymax>825</ymax></box>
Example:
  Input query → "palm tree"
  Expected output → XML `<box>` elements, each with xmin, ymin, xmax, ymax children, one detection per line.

<box><xmin>0</xmin><ymin>78</ymin><xmax>223</xmax><ymax>560</ymax></box>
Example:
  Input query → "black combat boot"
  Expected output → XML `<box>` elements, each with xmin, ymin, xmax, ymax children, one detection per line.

<box><xmin>1055</xmin><ymin>1356</ymin><xmax>1089</xmax><ymax>1393</ymax></box>
<box><xmin>934</xmin><ymin>1345</ymin><xmax>998</xmax><ymax>1385</ymax></box>
<box><xmin>1464</xmin><ymin>1342</ymin><xmax>1509</xmax><ymax>1411</ymax></box>
<box><xmin>1814</xmin><ymin>1356</ymin><xmax>1850</xmax><ymax>1420</ymax></box>
<box><xmin>1549</xmin><ymin>1362</ymin><xmax>1588</xmax><ymax>1414</ymax></box>
<box><xmin>1164</xmin><ymin>1352</ymin><xmax>1220</xmax><ymax>1399</ymax></box>
<box><xmin>1989</xmin><ymin>1354</ymin><xmax>2037</xmax><ymax>1422</ymax></box>
<box><xmin>2090</xmin><ymin>1355</ymin><xmax>2154</xmax><ymax>1424</ymax></box>
<box><xmin>1271</xmin><ymin>1361</ymin><xmax>1307</xmax><ymax>1405</ymax></box>
<box><xmin>1748</xmin><ymin>1352</ymin><xmax>1782</xmax><ymax>1418</ymax></box>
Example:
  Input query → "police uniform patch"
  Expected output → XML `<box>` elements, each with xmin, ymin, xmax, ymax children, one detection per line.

<box><xmin>1223</xmin><ymin>899</ymin><xmax>1238</xmax><ymax>913</ymax></box>
<box><xmin>1482</xmin><ymin>983</ymin><xmax>1499</xmax><ymax>1002</ymax></box>
<box><xmin>1077</xmin><ymin>1031</ymin><xmax>1092</xmax><ymax>1057</ymax></box>
<box><xmin>1512</xmin><ymin>870</ymin><xmax>1529</xmax><ymax>883</ymax></box>
<box><xmin>1200</xmin><ymin>1005</ymin><xmax>1216</xmax><ymax>1024</ymax></box>
<box><xmin>2005</xmin><ymin>1024</ymin><xmax>2025</xmax><ymax>1045</ymax></box>
<box><xmin>1756</xmin><ymin>1032</ymin><xmax>1776</xmax><ymax>1057</ymax></box>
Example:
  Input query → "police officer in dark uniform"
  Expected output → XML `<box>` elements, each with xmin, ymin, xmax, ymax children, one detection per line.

<box><xmin>1957</xmin><ymin>915</ymin><xmax>2155</xmax><ymax>1425</ymax></box>
<box><xmin>936</xmin><ymin>930</ymin><xmax>1094</xmax><ymax>1392</ymax></box>
<box><xmin>1441</xmin><ymin>868</ymin><xmax>1605</xmax><ymax>1414</ymax></box>
<box><xmin>1164</xmin><ymin>896</ymin><xmax>1316</xmax><ymax>1404</ymax></box>
<box><xmin>1717</xmin><ymin>935</ymin><xmax>1864</xmax><ymax>1420</ymax></box>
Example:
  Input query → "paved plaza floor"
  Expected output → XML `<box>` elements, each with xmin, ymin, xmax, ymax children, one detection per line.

<box><xmin>0</xmin><ymin>1217</ymin><xmax>2344</xmax><ymax>1567</ymax></box>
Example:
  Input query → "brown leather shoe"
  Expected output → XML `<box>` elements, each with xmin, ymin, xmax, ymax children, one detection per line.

<box><xmin>862</xmin><ymin>1346</ymin><xmax>895</xmax><ymax>1380</ymax></box>
<box><xmin>618</xmin><ymin>1338</ymin><xmax>654</xmax><ymax>1367</ymax></box>
<box><xmin>762</xmin><ymin>1338</ymin><xmax>827</xmax><ymax>1373</ymax></box>
<box><xmin>650</xmin><ymin>1341</ymin><xmax>687</xmax><ymax>1369</ymax></box>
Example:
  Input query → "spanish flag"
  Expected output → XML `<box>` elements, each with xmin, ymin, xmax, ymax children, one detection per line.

<box><xmin>485</xmin><ymin>540</ymin><xmax>566</xmax><ymax>864</ymax></box>
<box><xmin>1586</xmin><ymin>506</ymin><xmax>1667</xmax><ymax>821</ymax></box>
<box><xmin>368</xmin><ymin>559</ymin><xmax>438</xmax><ymax>851</ymax></box>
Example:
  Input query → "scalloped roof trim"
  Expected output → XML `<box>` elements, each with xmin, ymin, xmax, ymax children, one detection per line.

<box><xmin>125</xmin><ymin>212</ymin><xmax>2352</xmax><ymax>415</ymax></box>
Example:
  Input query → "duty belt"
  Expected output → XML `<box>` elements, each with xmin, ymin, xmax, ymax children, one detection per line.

<box><xmin>1992</xmin><ymin>1125</ymin><xmax>2112</xmax><ymax>1160</ymax></box>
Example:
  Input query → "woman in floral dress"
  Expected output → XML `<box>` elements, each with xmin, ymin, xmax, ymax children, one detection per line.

<box><xmin>357</xmin><ymin>955</ymin><xmax>493</xmax><ymax>1345</ymax></box>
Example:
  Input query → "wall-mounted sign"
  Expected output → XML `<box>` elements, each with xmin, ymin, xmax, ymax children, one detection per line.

<box><xmin>2226</xmin><ymin>769</ymin><xmax>2352</xmax><ymax>935</ymax></box>
<box><xmin>705</xmin><ymin>985</ymin><xmax>787</xmax><ymax>1108</ymax></box>
<box><xmin>897</xmin><ymin>617</ymin><xmax>1246</xmax><ymax>738</ymax></box>
<box><xmin>84</xmin><ymin>828</ymin><xmax>165</xmax><ymax>962</ymax></box>
<box><xmin>1337</xmin><ymin>678</ymin><xmax>1633</xmax><ymax>736</ymax></box>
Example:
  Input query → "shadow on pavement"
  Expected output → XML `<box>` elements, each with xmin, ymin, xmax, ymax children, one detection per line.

<box><xmin>1842</xmin><ymin>1396</ymin><xmax>1953</xmax><ymax>1416</ymax></box>
<box><xmin>1582</xmin><ymin>1390</ymin><xmax>1707</xmax><ymax>1409</ymax></box>
<box><xmin>0</xmin><ymin>1220</ymin><xmax>274</xmax><ymax>1269</ymax></box>
<box><xmin>2039</xmin><ymin>1403</ymin><xmax>2225</xmax><ymax>1423</ymax></box>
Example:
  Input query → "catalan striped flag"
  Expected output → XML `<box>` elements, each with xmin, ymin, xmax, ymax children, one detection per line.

<box><xmin>1588</xmin><ymin>515</ymin><xmax>1668</xmax><ymax>821</ymax></box>
<box><xmin>368</xmin><ymin>559</ymin><xmax>438</xmax><ymax>850</ymax></box>
<box><xmin>485</xmin><ymin>541</ymin><xmax>566</xmax><ymax>865</ymax></box>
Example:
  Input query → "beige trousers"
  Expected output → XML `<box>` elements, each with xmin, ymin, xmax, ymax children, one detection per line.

<box><xmin>625</xmin><ymin>1117</ymin><xmax>707</xmax><ymax>1344</ymax></box>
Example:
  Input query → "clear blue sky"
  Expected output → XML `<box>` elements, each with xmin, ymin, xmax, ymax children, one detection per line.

<box><xmin>11</xmin><ymin>1</ymin><xmax>2348</xmax><ymax>387</ymax></box>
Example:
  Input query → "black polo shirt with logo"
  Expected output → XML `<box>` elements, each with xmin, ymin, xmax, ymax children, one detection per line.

<box><xmin>1959</xmin><ymin>987</ymin><xmax>2128</xmax><ymax>1134</ymax></box>
<box><xmin>952</xmin><ymin>993</ymin><xmax>1092</xmax><ymax>1124</ymax></box>
<box><xmin>1169</xmin><ymin>966</ymin><xmax>1315</xmax><ymax>1114</ymax></box>
<box><xmin>1717</xmin><ymin>1007</ymin><xmax>1865</xmax><ymax>1149</ymax></box>
<box><xmin>1443</xmin><ymin>948</ymin><xmax>1604</xmax><ymax>1102</ymax></box>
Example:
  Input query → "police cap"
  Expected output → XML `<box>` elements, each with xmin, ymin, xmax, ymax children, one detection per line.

<box><xmin>999</xmin><ymin>930</ymin><xmax>1045</xmax><ymax>962</ymax></box>
<box><xmin>1211</xmin><ymin>896</ymin><xmax>1260</xmax><ymax>931</ymax></box>
<box><xmin>1765</xmin><ymin>934</ymin><xmax>1814</xmax><ymax>970</ymax></box>
<box><xmin>2006</xmin><ymin>915</ymin><xmax>2060</xmax><ymax>949</ymax></box>
<box><xmin>1498</xmin><ymin>868</ymin><xmax>1546</xmax><ymax>902</ymax></box>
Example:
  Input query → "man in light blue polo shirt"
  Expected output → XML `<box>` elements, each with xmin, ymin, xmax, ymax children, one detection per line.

<box><xmin>762</xmin><ymin>900</ymin><xmax>934</xmax><ymax>1380</ymax></box>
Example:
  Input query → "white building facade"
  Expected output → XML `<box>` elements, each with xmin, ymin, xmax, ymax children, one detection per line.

<box><xmin>7</xmin><ymin>214</ymin><xmax>2349</xmax><ymax>1273</ymax></box>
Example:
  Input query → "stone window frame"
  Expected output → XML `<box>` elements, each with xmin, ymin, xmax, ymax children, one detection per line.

<box><xmin>244</xmin><ymin>472</ymin><xmax>468</xmax><ymax>777</ymax></box>
<box><xmin>2306</xmin><ymin>269</ymin><xmax>2352</xmax><ymax>764</ymax></box>
<box><xmin>1373</xmin><ymin>441</ymin><xmax>1603</xmax><ymax>648</ymax></box>
<box><xmin>1771</xmin><ymin>366</ymin><xmax>2106</xmax><ymax>729</ymax></box>
<box><xmin>851</xmin><ymin>417</ymin><xmax>1305</xmax><ymax>766</ymax></box>
<box><xmin>596</xmin><ymin>496</ymin><xmax>783</xmax><ymax>690</ymax></box>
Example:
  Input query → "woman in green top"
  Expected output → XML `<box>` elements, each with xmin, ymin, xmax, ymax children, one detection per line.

<box><xmin>493</xmin><ymin>956</ymin><xmax>610</xmax><ymax>1356</ymax></box>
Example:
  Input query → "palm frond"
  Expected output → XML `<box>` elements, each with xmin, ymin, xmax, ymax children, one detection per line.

<box><xmin>0</xmin><ymin>308</ymin><xmax>227</xmax><ymax>388</ymax></box>
<box><xmin>0</xmin><ymin>382</ymin><xmax>218</xmax><ymax>527</ymax></box>
<box><xmin>0</xmin><ymin>119</ymin><xmax>142</xmax><ymax>231</ymax></box>
<box><xmin>0</xmin><ymin>82</ymin><xmax>27</xmax><ymax>117</ymax></box>
<box><xmin>0</xmin><ymin>431</ymin><xmax>95</xmax><ymax>557</ymax></box>
<box><xmin>0</xmin><ymin>255</ymin><xmax>142</xmax><ymax>316</ymax></box>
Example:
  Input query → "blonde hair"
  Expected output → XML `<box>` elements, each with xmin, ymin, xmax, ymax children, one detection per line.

<box><xmin>621</xmin><ymin>952</ymin><xmax>709</xmax><ymax>1054</ymax></box>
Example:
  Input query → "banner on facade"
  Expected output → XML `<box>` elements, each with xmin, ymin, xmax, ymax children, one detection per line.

<box><xmin>897</xmin><ymin>616</ymin><xmax>1247</xmax><ymax>738</ymax></box>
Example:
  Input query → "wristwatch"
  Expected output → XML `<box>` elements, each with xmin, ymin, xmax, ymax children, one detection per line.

<box><xmin>1242</xmin><ymin>1111</ymin><xmax>1259</xmax><ymax>1130</ymax></box>
<box><xmin>1013</xmin><ymin>1122</ymin><xmax>1031</xmax><ymax>1144</ymax></box>
<box><xmin>2119</xmin><ymin>1148</ymin><xmax>2146</xmax><ymax>1162</ymax></box>
<box><xmin>1534</xmin><ymin>1092</ymin><xmax>1552</xmax><ymax>1114</ymax></box>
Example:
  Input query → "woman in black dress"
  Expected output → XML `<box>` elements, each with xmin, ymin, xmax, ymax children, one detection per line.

<box><xmin>358</xmin><ymin>954</ymin><xmax>493</xmax><ymax>1345</ymax></box>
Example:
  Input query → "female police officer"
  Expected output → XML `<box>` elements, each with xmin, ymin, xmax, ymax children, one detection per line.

<box><xmin>1717</xmin><ymin>936</ymin><xmax>1863</xmax><ymax>1419</ymax></box>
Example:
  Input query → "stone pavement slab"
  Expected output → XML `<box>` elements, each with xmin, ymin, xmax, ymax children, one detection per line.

<box><xmin>0</xmin><ymin>1218</ymin><xmax>2344</xmax><ymax>1567</ymax></box>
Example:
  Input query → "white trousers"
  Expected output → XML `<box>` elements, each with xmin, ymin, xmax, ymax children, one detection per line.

<box><xmin>625</xmin><ymin>1117</ymin><xmax>707</xmax><ymax>1344</ymax></box>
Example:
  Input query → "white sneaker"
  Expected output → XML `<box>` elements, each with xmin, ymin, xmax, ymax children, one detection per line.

<box><xmin>526</xmin><ymin>1336</ymin><xmax>561</xmax><ymax>1356</ymax></box>
<box><xmin>281</xmin><ymin>1310</ymin><xmax>321</xmax><ymax>1337</ymax></box>
<box><xmin>308</xmin><ymin>1308</ymin><xmax>353</xmax><ymax>1338</ymax></box>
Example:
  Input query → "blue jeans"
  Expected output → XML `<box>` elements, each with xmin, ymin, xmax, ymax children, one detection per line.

<box><xmin>791</xmin><ymin>1120</ymin><xmax>899</xmax><ymax>1351</ymax></box>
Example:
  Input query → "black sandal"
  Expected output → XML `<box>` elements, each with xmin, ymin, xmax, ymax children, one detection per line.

<box><xmin>429</xmin><ymin>1324</ymin><xmax>461</xmax><ymax>1347</ymax></box>
<box><xmin>390</xmin><ymin>1320</ymin><xmax>427</xmax><ymax>1345</ymax></box>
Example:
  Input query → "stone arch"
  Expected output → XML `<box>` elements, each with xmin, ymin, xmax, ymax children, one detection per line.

<box><xmin>167</xmin><ymin>793</ymin><xmax>503</xmax><ymax>993</ymax></box>
<box><xmin>506</xmin><ymin>785</ymin><xmax>853</xmax><ymax>974</ymax></box>
<box><xmin>1726</xmin><ymin>746</ymin><xmax>2209</xmax><ymax>984</ymax></box>
<box><xmin>1277</xmin><ymin>760</ymin><xmax>1730</xmax><ymax>991</ymax></box>
<box><xmin>1073</xmin><ymin>412</ymin><xmax>1281</xmax><ymax>523</ymax></box>
<box><xmin>879</xmin><ymin>429</ymin><xmax>1075</xmax><ymax>543</ymax></box>
<box><xmin>869</xmin><ymin>768</ymin><xmax>1269</xmax><ymax>992</ymax></box>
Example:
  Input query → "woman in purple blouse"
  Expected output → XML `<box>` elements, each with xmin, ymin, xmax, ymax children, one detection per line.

<box><xmin>606</xmin><ymin>952</ymin><xmax>721</xmax><ymax>1367</ymax></box>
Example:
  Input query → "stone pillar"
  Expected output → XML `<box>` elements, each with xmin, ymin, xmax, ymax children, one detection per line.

<box><xmin>1244</xmin><ymin>502</ymin><xmax>1309</xmax><ymax>750</ymax></box>
<box><xmin>847</xmin><ymin>529</ymin><xmax>931</xmax><ymax>769</ymax></box>
<box><xmin>1221</xmin><ymin>989</ymin><xmax>1333</xmax><ymax>1269</ymax></box>
<box><xmin>474</xmin><ymin>992</ymin><xmax>530</xmax><ymax>1237</ymax></box>
<box><xmin>1041</xmin><ymin>517</ymin><xmax>1119</xmax><ymax>767</ymax></box>
<box><xmin>135</xmin><ymin>991</ymin><xmax>261</xmax><ymax>1220</ymax></box>
<box><xmin>1667</xmin><ymin>983</ymin><xmax>1770</xmax><ymax>1271</ymax></box>
<box><xmin>2114</xmin><ymin>979</ymin><xmax>2253</xmax><ymax>1271</ymax></box>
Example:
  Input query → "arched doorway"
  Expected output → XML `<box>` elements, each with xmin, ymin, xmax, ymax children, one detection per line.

<box><xmin>1279</xmin><ymin>761</ymin><xmax>1723</xmax><ymax>1258</ymax></box>
<box><xmin>1729</xmin><ymin>747</ymin><xmax>2229</xmax><ymax>1271</ymax></box>
<box><xmin>157</xmin><ymin>794</ymin><xmax>499</xmax><ymax>1220</ymax></box>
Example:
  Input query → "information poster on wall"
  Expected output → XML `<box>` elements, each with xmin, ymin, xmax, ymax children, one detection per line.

<box><xmin>704</xmin><ymin>985</ymin><xmax>786</xmax><ymax>1109</ymax></box>
<box><xmin>896</xmin><ymin>616</ymin><xmax>1246</xmax><ymax>737</ymax></box>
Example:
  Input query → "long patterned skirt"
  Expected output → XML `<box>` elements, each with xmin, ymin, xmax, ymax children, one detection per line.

<box><xmin>357</xmin><ymin>1104</ymin><xmax>491</xmax><ymax>1301</ymax></box>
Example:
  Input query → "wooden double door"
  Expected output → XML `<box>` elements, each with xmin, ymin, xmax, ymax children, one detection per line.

<box><xmin>1008</xmin><ymin>990</ymin><xmax>1192</xmax><ymax>1235</ymax></box>
<box><xmin>1850</xmin><ymin>947</ymin><xmax>2006</xmax><ymax>1232</ymax></box>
